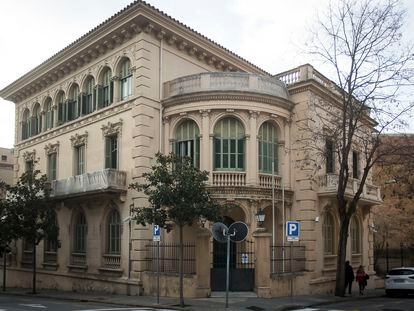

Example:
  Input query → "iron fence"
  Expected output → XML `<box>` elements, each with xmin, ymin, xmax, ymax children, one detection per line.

<box><xmin>374</xmin><ymin>246</ymin><xmax>414</xmax><ymax>276</ymax></box>
<box><xmin>145</xmin><ymin>242</ymin><xmax>196</xmax><ymax>274</ymax></box>
<box><xmin>270</xmin><ymin>245</ymin><xmax>306</xmax><ymax>274</ymax></box>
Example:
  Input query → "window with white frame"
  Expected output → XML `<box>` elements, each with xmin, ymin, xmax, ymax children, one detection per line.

<box><xmin>120</xmin><ymin>58</ymin><xmax>132</xmax><ymax>100</ymax></box>
<box><xmin>107</xmin><ymin>210</ymin><xmax>121</xmax><ymax>254</ymax></box>
<box><xmin>57</xmin><ymin>92</ymin><xmax>66</xmax><ymax>125</ymax></box>
<box><xmin>214</xmin><ymin>117</ymin><xmax>245</xmax><ymax>171</ymax></box>
<box><xmin>44</xmin><ymin>98</ymin><xmax>54</xmax><ymax>130</ymax></box>
<box><xmin>68</xmin><ymin>84</ymin><xmax>79</xmax><ymax>121</ymax></box>
<box><xmin>98</xmin><ymin>67</ymin><xmax>113</xmax><ymax>108</ymax></box>
<box><xmin>323</xmin><ymin>213</ymin><xmax>335</xmax><ymax>255</ymax></box>
<box><xmin>105</xmin><ymin>135</ymin><xmax>118</xmax><ymax>169</ymax></box>
<box><xmin>174</xmin><ymin>120</ymin><xmax>200</xmax><ymax>167</ymax></box>
<box><xmin>83</xmin><ymin>77</ymin><xmax>95</xmax><ymax>115</ymax></box>
<box><xmin>74</xmin><ymin>144</ymin><xmax>85</xmax><ymax>175</ymax></box>
<box><xmin>32</xmin><ymin>103</ymin><xmax>42</xmax><ymax>135</ymax></box>
<box><xmin>258</xmin><ymin>122</ymin><xmax>278</xmax><ymax>174</ymax></box>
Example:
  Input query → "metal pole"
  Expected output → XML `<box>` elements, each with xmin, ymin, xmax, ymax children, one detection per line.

<box><xmin>282</xmin><ymin>175</ymin><xmax>285</xmax><ymax>273</ymax></box>
<box><xmin>157</xmin><ymin>240</ymin><xmax>160</xmax><ymax>304</ymax></box>
<box><xmin>386</xmin><ymin>242</ymin><xmax>389</xmax><ymax>273</ymax></box>
<box><xmin>2</xmin><ymin>252</ymin><xmax>6</xmax><ymax>291</ymax></box>
<box><xmin>271</xmin><ymin>161</ymin><xmax>275</xmax><ymax>274</ymax></box>
<box><xmin>400</xmin><ymin>242</ymin><xmax>404</xmax><ymax>267</ymax></box>
<box><xmin>225</xmin><ymin>234</ymin><xmax>230</xmax><ymax>309</ymax></box>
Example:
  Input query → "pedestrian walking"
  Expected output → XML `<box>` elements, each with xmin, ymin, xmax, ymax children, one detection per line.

<box><xmin>344</xmin><ymin>260</ymin><xmax>354</xmax><ymax>295</ymax></box>
<box><xmin>356</xmin><ymin>265</ymin><xmax>368</xmax><ymax>295</ymax></box>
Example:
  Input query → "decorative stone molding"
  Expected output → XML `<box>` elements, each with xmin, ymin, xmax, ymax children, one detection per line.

<box><xmin>199</xmin><ymin>109</ymin><xmax>210</xmax><ymax>118</ymax></box>
<box><xmin>44</xmin><ymin>142</ymin><xmax>60</xmax><ymax>155</ymax></box>
<box><xmin>101</xmin><ymin>119</ymin><xmax>123</xmax><ymax>137</ymax></box>
<box><xmin>22</xmin><ymin>150</ymin><xmax>36</xmax><ymax>162</ymax></box>
<box><xmin>249</xmin><ymin>110</ymin><xmax>260</xmax><ymax>119</ymax></box>
<box><xmin>70</xmin><ymin>132</ymin><xmax>88</xmax><ymax>147</ymax></box>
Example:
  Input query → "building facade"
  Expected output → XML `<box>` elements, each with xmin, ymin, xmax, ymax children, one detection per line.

<box><xmin>0</xmin><ymin>1</ymin><xmax>381</xmax><ymax>298</ymax></box>
<box><xmin>0</xmin><ymin>147</ymin><xmax>14</xmax><ymax>186</ymax></box>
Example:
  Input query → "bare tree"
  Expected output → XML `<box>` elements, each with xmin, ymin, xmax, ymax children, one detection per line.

<box><xmin>306</xmin><ymin>0</ymin><xmax>414</xmax><ymax>296</ymax></box>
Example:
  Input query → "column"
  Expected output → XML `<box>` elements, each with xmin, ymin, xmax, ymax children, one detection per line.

<box><xmin>253</xmin><ymin>229</ymin><xmax>272</xmax><ymax>298</ymax></box>
<box><xmin>200</xmin><ymin>110</ymin><xmax>211</xmax><ymax>173</ymax></box>
<box><xmin>195</xmin><ymin>228</ymin><xmax>211</xmax><ymax>297</ymax></box>
<box><xmin>247</xmin><ymin>111</ymin><xmax>259</xmax><ymax>185</ymax></box>
<box><xmin>284</xmin><ymin>117</ymin><xmax>291</xmax><ymax>188</ymax></box>
<box><xmin>52</xmin><ymin>105</ymin><xmax>58</xmax><ymax>127</ymax></box>
<box><xmin>112</xmin><ymin>76</ymin><xmax>120</xmax><ymax>102</ymax></box>
<box><xmin>163</xmin><ymin>116</ymin><xmax>170</xmax><ymax>154</ymax></box>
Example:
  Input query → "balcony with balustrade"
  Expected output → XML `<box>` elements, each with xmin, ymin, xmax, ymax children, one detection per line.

<box><xmin>51</xmin><ymin>169</ymin><xmax>127</xmax><ymax>200</ymax></box>
<box><xmin>318</xmin><ymin>173</ymin><xmax>381</xmax><ymax>205</ymax></box>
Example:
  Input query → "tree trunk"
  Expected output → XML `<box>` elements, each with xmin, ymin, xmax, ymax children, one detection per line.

<box><xmin>334</xmin><ymin>214</ymin><xmax>350</xmax><ymax>297</ymax></box>
<box><xmin>32</xmin><ymin>241</ymin><xmax>36</xmax><ymax>294</ymax></box>
<box><xmin>179</xmin><ymin>224</ymin><xmax>184</xmax><ymax>307</ymax></box>
<box><xmin>2</xmin><ymin>252</ymin><xmax>6</xmax><ymax>291</ymax></box>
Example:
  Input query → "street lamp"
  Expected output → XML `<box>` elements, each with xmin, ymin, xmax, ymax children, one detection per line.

<box><xmin>255</xmin><ymin>208</ymin><xmax>265</xmax><ymax>227</ymax></box>
<box><xmin>199</xmin><ymin>215</ymin><xmax>207</xmax><ymax>228</ymax></box>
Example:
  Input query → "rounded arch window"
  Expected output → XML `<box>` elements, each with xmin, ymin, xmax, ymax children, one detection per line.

<box><xmin>74</xmin><ymin>212</ymin><xmax>87</xmax><ymax>253</ymax></box>
<box><xmin>21</xmin><ymin>108</ymin><xmax>30</xmax><ymax>140</ymax></box>
<box><xmin>107</xmin><ymin>209</ymin><xmax>121</xmax><ymax>254</ymax></box>
<box><xmin>44</xmin><ymin>97</ymin><xmax>54</xmax><ymax>130</ymax></box>
<box><xmin>258</xmin><ymin>122</ymin><xmax>278</xmax><ymax>174</ymax></box>
<box><xmin>351</xmin><ymin>217</ymin><xmax>361</xmax><ymax>254</ymax></box>
<box><xmin>174</xmin><ymin>120</ymin><xmax>200</xmax><ymax>167</ymax></box>
<box><xmin>32</xmin><ymin>103</ymin><xmax>42</xmax><ymax>136</ymax></box>
<box><xmin>56</xmin><ymin>91</ymin><xmax>66</xmax><ymax>125</ymax></box>
<box><xmin>98</xmin><ymin>67</ymin><xmax>113</xmax><ymax>108</ymax></box>
<box><xmin>82</xmin><ymin>76</ymin><xmax>95</xmax><ymax>115</ymax></box>
<box><xmin>323</xmin><ymin>213</ymin><xmax>335</xmax><ymax>255</ymax></box>
<box><xmin>119</xmin><ymin>58</ymin><xmax>132</xmax><ymax>100</ymax></box>
<box><xmin>67</xmin><ymin>84</ymin><xmax>80</xmax><ymax>121</ymax></box>
<box><xmin>214</xmin><ymin>117</ymin><xmax>245</xmax><ymax>171</ymax></box>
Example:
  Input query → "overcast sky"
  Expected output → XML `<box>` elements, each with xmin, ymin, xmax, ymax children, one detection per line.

<box><xmin>0</xmin><ymin>0</ymin><xmax>413</xmax><ymax>148</ymax></box>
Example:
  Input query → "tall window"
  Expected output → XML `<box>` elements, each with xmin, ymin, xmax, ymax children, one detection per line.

<box><xmin>323</xmin><ymin>213</ymin><xmax>334</xmax><ymax>255</ymax></box>
<box><xmin>98</xmin><ymin>68</ymin><xmax>113</xmax><ymax>108</ymax></box>
<box><xmin>120</xmin><ymin>58</ymin><xmax>132</xmax><ymax>100</ymax></box>
<box><xmin>47</xmin><ymin>153</ymin><xmax>57</xmax><ymax>180</ymax></box>
<box><xmin>68</xmin><ymin>84</ymin><xmax>79</xmax><ymax>121</ymax></box>
<box><xmin>82</xmin><ymin>77</ymin><xmax>95</xmax><ymax>115</ymax></box>
<box><xmin>32</xmin><ymin>104</ymin><xmax>42</xmax><ymax>135</ymax></box>
<box><xmin>174</xmin><ymin>120</ymin><xmax>200</xmax><ymax>167</ymax></box>
<box><xmin>75</xmin><ymin>145</ymin><xmax>85</xmax><ymax>175</ymax></box>
<box><xmin>57</xmin><ymin>92</ymin><xmax>66</xmax><ymax>124</ymax></box>
<box><xmin>74</xmin><ymin>213</ymin><xmax>87</xmax><ymax>253</ymax></box>
<box><xmin>351</xmin><ymin>217</ymin><xmax>361</xmax><ymax>254</ymax></box>
<box><xmin>258</xmin><ymin>122</ymin><xmax>278</xmax><ymax>174</ymax></box>
<box><xmin>44</xmin><ymin>211</ymin><xmax>58</xmax><ymax>263</ymax></box>
<box><xmin>214</xmin><ymin>117</ymin><xmax>245</xmax><ymax>170</ymax></box>
<box><xmin>21</xmin><ymin>109</ymin><xmax>30</xmax><ymax>140</ymax></box>
<box><xmin>44</xmin><ymin>98</ymin><xmax>54</xmax><ymax>130</ymax></box>
<box><xmin>326</xmin><ymin>139</ymin><xmax>335</xmax><ymax>174</ymax></box>
<box><xmin>25</xmin><ymin>160</ymin><xmax>34</xmax><ymax>172</ymax></box>
<box><xmin>105</xmin><ymin>135</ymin><xmax>118</xmax><ymax>169</ymax></box>
<box><xmin>352</xmin><ymin>151</ymin><xmax>360</xmax><ymax>179</ymax></box>
<box><xmin>107</xmin><ymin>210</ymin><xmax>121</xmax><ymax>254</ymax></box>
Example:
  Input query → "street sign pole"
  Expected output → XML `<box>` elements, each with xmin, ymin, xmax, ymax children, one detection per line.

<box><xmin>157</xmin><ymin>238</ymin><xmax>160</xmax><ymax>305</ymax></box>
<box><xmin>225</xmin><ymin>233</ymin><xmax>230</xmax><ymax>309</ymax></box>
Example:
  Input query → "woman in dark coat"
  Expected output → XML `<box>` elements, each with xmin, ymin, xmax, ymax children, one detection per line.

<box><xmin>345</xmin><ymin>260</ymin><xmax>355</xmax><ymax>295</ymax></box>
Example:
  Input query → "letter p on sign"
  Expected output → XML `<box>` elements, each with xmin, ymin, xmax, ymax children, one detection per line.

<box><xmin>286</xmin><ymin>221</ymin><xmax>300</xmax><ymax>242</ymax></box>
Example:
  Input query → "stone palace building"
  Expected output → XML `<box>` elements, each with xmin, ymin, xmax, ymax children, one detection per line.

<box><xmin>0</xmin><ymin>1</ymin><xmax>381</xmax><ymax>298</ymax></box>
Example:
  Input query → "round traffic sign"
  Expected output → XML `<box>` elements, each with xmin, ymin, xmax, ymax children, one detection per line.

<box><xmin>228</xmin><ymin>221</ymin><xmax>248</xmax><ymax>242</ymax></box>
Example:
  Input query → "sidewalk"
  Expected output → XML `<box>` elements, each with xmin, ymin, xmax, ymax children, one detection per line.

<box><xmin>0</xmin><ymin>287</ymin><xmax>385</xmax><ymax>311</ymax></box>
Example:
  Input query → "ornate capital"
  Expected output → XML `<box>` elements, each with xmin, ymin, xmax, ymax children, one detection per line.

<box><xmin>101</xmin><ymin>119</ymin><xmax>123</xmax><ymax>137</ymax></box>
<box><xmin>162</xmin><ymin>116</ymin><xmax>170</xmax><ymax>124</ymax></box>
<box><xmin>22</xmin><ymin>150</ymin><xmax>36</xmax><ymax>162</ymax></box>
<box><xmin>44</xmin><ymin>142</ymin><xmax>60</xmax><ymax>155</ymax></box>
<box><xmin>70</xmin><ymin>132</ymin><xmax>88</xmax><ymax>147</ymax></box>
<box><xmin>199</xmin><ymin>109</ymin><xmax>210</xmax><ymax>118</ymax></box>
<box><xmin>249</xmin><ymin>110</ymin><xmax>260</xmax><ymax>119</ymax></box>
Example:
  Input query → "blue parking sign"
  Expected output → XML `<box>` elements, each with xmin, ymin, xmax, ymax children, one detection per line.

<box><xmin>286</xmin><ymin>221</ymin><xmax>299</xmax><ymax>242</ymax></box>
<box><xmin>153</xmin><ymin>224</ymin><xmax>161</xmax><ymax>242</ymax></box>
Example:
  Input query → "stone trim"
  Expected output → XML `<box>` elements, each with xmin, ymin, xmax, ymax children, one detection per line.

<box><xmin>44</xmin><ymin>142</ymin><xmax>60</xmax><ymax>155</ymax></box>
<box><xmin>22</xmin><ymin>150</ymin><xmax>36</xmax><ymax>162</ymax></box>
<box><xmin>70</xmin><ymin>132</ymin><xmax>88</xmax><ymax>148</ymax></box>
<box><xmin>101</xmin><ymin>119</ymin><xmax>123</xmax><ymax>137</ymax></box>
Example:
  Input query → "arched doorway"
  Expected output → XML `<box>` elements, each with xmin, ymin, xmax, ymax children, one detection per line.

<box><xmin>210</xmin><ymin>215</ymin><xmax>255</xmax><ymax>291</ymax></box>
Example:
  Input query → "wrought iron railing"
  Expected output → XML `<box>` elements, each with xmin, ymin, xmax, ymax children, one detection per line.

<box><xmin>145</xmin><ymin>242</ymin><xmax>196</xmax><ymax>274</ymax></box>
<box><xmin>270</xmin><ymin>245</ymin><xmax>306</xmax><ymax>274</ymax></box>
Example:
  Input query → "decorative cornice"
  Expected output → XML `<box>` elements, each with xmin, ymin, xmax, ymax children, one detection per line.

<box><xmin>70</xmin><ymin>132</ymin><xmax>88</xmax><ymax>147</ymax></box>
<box><xmin>44</xmin><ymin>142</ymin><xmax>60</xmax><ymax>155</ymax></box>
<box><xmin>22</xmin><ymin>150</ymin><xmax>36</xmax><ymax>162</ymax></box>
<box><xmin>101</xmin><ymin>119</ymin><xmax>123</xmax><ymax>137</ymax></box>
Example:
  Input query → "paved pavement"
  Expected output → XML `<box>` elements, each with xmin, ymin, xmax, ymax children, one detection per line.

<box><xmin>0</xmin><ymin>288</ymin><xmax>385</xmax><ymax>311</ymax></box>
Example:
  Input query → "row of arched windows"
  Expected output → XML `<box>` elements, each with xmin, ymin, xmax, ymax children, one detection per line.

<box><xmin>323</xmin><ymin>213</ymin><xmax>361</xmax><ymax>255</ymax></box>
<box><xmin>175</xmin><ymin>117</ymin><xmax>279</xmax><ymax>173</ymax></box>
<box><xmin>21</xmin><ymin>58</ymin><xmax>132</xmax><ymax>140</ymax></box>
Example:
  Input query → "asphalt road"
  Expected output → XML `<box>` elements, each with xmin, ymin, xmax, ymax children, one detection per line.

<box><xmin>0</xmin><ymin>295</ymin><xmax>174</xmax><ymax>311</ymax></box>
<box><xmin>295</xmin><ymin>295</ymin><xmax>414</xmax><ymax>311</ymax></box>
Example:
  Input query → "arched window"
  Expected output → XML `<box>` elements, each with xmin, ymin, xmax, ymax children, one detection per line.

<box><xmin>107</xmin><ymin>210</ymin><xmax>121</xmax><ymax>254</ymax></box>
<box><xmin>44</xmin><ymin>98</ymin><xmax>54</xmax><ymax>130</ymax></box>
<box><xmin>174</xmin><ymin>120</ymin><xmax>200</xmax><ymax>167</ymax></box>
<box><xmin>57</xmin><ymin>91</ymin><xmax>66</xmax><ymax>125</ymax></box>
<box><xmin>119</xmin><ymin>58</ymin><xmax>132</xmax><ymax>100</ymax></box>
<box><xmin>21</xmin><ymin>109</ymin><xmax>30</xmax><ymax>140</ymax></box>
<box><xmin>68</xmin><ymin>84</ymin><xmax>80</xmax><ymax>121</ymax></box>
<box><xmin>74</xmin><ymin>212</ymin><xmax>87</xmax><ymax>253</ymax></box>
<box><xmin>323</xmin><ymin>213</ymin><xmax>334</xmax><ymax>255</ymax></box>
<box><xmin>82</xmin><ymin>76</ymin><xmax>95</xmax><ymax>115</ymax></box>
<box><xmin>44</xmin><ymin>211</ymin><xmax>58</xmax><ymax>264</ymax></box>
<box><xmin>214</xmin><ymin>117</ymin><xmax>245</xmax><ymax>170</ymax></box>
<box><xmin>258</xmin><ymin>122</ymin><xmax>278</xmax><ymax>174</ymax></box>
<box><xmin>32</xmin><ymin>103</ymin><xmax>42</xmax><ymax>135</ymax></box>
<box><xmin>98</xmin><ymin>67</ymin><xmax>113</xmax><ymax>108</ymax></box>
<box><xmin>351</xmin><ymin>217</ymin><xmax>361</xmax><ymax>254</ymax></box>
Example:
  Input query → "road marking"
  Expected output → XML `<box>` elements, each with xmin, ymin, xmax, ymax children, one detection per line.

<box><xmin>74</xmin><ymin>308</ymin><xmax>174</xmax><ymax>311</ymax></box>
<box><xmin>19</xmin><ymin>304</ymin><xmax>47</xmax><ymax>308</ymax></box>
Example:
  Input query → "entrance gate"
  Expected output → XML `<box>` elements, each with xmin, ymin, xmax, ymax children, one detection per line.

<box><xmin>210</xmin><ymin>239</ymin><xmax>255</xmax><ymax>291</ymax></box>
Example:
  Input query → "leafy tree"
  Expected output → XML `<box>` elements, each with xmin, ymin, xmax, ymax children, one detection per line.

<box><xmin>0</xmin><ymin>170</ymin><xmax>58</xmax><ymax>294</ymax></box>
<box><xmin>130</xmin><ymin>153</ymin><xmax>221</xmax><ymax>307</ymax></box>
<box><xmin>306</xmin><ymin>0</ymin><xmax>414</xmax><ymax>296</ymax></box>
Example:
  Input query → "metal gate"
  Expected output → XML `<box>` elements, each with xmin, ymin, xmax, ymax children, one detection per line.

<box><xmin>210</xmin><ymin>239</ymin><xmax>255</xmax><ymax>291</ymax></box>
